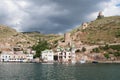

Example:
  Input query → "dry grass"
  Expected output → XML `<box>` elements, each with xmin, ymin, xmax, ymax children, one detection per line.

<box><xmin>71</xmin><ymin>16</ymin><xmax>120</xmax><ymax>45</ymax></box>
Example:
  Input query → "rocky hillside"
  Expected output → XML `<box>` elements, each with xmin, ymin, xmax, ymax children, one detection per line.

<box><xmin>71</xmin><ymin>16</ymin><xmax>120</xmax><ymax>45</ymax></box>
<box><xmin>1</xmin><ymin>15</ymin><xmax>120</xmax><ymax>51</ymax></box>
<box><xmin>0</xmin><ymin>24</ymin><xmax>63</xmax><ymax>51</ymax></box>
<box><xmin>22</xmin><ymin>31</ymin><xmax>62</xmax><ymax>42</ymax></box>
<box><xmin>0</xmin><ymin>25</ymin><xmax>17</xmax><ymax>38</ymax></box>
<box><xmin>23</xmin><ymin>31</ymin><xmax>63</xmax><ymax>48</ymax></box>
<box><xmin>0</xmin><ymin>25</ymin><xmax>36</xmax><ymax>51</ymax></box>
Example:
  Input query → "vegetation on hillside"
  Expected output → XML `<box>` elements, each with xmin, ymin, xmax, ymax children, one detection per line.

<box><xmin>32</xmin><ymin>40</ymin><xmax>50</xmax><ymax>58</ymax></box>
<box><xmin>71</xmin><ymin>16</ymin><xmax>120</xmax><ymax>45</ymax></box>
<box><xmin>23</xmin><ymin>32</ymin><xmax>63</xmax><ymax>48</ymax></box>
<box><xmin>92</xmin><ymin>44</ymin><xmax>120</xmax><ymax>59</ymax></box>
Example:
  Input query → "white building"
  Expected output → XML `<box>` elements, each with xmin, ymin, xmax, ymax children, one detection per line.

<box><xmin>41</xmin><ymin>49</ymin><xmax>54</xmax><ymax>62</ymax></box>
<box><xmin>71</xmin><ymin>48</ymin><xmax>77</xmax><ymax>64</ymax></box>
<box><xmin>58</xmin><ymin>51</ymin><xmax>72</xmax><ymax>63</ymax></box>
<box><xmin>0</xmin><ymin>51</ymin><xmax>33</xmax><ymax>62</ymax></box>
<box><xmin>57</xmin><ymin>47</ymin><xmax>77</xmax><ymax>63</ymax></box>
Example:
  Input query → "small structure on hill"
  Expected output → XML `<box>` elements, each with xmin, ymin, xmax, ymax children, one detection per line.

<box><xmin>82</xmin><ymin>22</ymin><xmax>88</xmax><ymax>29</ymax></box>
<box><xmin>64</xmin><ymin>33</ymin><xmax>72</xmax><ymax>46</ymax></box>
<box><xmin>58</xmin><ymin>32</ymin><xmax>72</xmax><ymax>47</ymax></box>
<box><xmin>97</xmin><ymin>11</ymin><xmax>104</xmax><ymax>19</ymax></box>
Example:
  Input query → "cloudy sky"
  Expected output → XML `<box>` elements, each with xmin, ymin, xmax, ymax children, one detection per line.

<box><xmin>0</xmin><ymin>0</ymin><xmax>120</xmax><ymax>34</ymax></box>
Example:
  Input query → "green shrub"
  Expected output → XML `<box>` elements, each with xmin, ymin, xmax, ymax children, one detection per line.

<box><xmin>104</xmin><ymin>53</ymin><xmax>109</xmax><ymax>59</ymax></box>
<box><xmin>109</xmin><ymin>45</ymin><xmax>120</xmax><ymax>51</ymax></box>
<box><xmin>92</xmin><ymin>48</ymin><xmax>100</xmax><ymax>53</ymax></box>
<box><xmin>115</xmin><ymin>31</ymin><xmax>120</xmax><ymax>37</ymax></box>
<box><xmin>114</xmin><ymin>52</ymin><xmax>120</xmax><ymax>57</ymax></box>
<box><xmin>104</xmin><ymin>44</ymin><xmax>109</xmax><ymax>50</ymax></box>
<box><xmin>99</xmin><ymin>44</ymin><xmax>109</xmax><ymax>50</ymax></box>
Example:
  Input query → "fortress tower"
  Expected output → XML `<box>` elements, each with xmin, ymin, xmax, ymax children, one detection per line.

<box><xmin>64</xmin><ymin>33</ymin><xmax>71</xmax><ymax>46</ymax></box>
<box><xmin>97</xmin><ymin>11</ymin><xmax>104</xmax><ymax>19</ymax></box>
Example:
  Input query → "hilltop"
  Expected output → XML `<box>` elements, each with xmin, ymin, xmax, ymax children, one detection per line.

<box><xmin>0</xmin><ymin>25</ymin><xmax>17</xmax><ymax>38</ymax></box>
<box><xmin>70</xmin><ymin>16</ymin><xmax>120</xmax><ymax>45</ymax></box>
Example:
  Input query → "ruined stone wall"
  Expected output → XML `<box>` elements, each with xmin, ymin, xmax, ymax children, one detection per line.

<box><xmin>64</xmin><ymin>33</ymin><xmax>71</xmax><ymax>46</ymax></box>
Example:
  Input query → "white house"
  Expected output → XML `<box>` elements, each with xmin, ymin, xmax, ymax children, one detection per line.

<box><xmin>0</xmin><ymin>51</ymin><xmax>33</xmax><ymax>62</ymax></box>
<box><xmin>0</xmin><ymin>53</ymin><xmax>11</xmax><ymax>62</ymax></box>
<box><xmin>58</xmin><ymin>51</ymin><xmax>72</xmax><ymax>63</ymax></box>
<box><xmin>26</xmin><ymin>54</ymin><xmax>33</xmax><ymax>60</ymax></box>
<box><xmin>41</xmin><ymin>49</ymin><xmax>54</xmax><ymax>62</ymax></box>
<box><xmin>57</xmin><ymin>47</ymin><xmax>77</xmax><ymax>63</ymax></box>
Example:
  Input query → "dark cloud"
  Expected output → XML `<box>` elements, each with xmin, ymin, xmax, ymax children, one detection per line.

<box><xmin>0</xmin><ymin>0</ymin><xmax>110</xmax><ymax>34</ymax></box>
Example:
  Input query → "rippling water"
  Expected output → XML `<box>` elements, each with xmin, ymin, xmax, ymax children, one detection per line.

<box><xmin>0</xmin><ymin>63</ymin><xmax>120</xmax><ymax>80</ymax></box>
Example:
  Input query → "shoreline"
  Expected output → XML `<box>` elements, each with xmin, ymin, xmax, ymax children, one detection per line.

<box><xmin>1</xmin><ymin>61</ymin><xmax>120</xmax><ymax>64</ymax></box>
<box><xmin>97</xmin><ymin>61</ymin><xmax>120</xmax><ymax>63</ymax></box>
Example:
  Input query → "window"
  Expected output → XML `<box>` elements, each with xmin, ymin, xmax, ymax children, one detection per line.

<box><xmin>69</xmin><ymin>53</ymin><xmax>71</xmax><ymax>55</ymax></box>
<box><xmin>60</xmin><ymin>53</ymin><xmax>62</xmax><ymax>55</ymax></box>
<box><xmin>64</xmin><ymin>52</ymin><xmax>66</xmax><ymax>55</ymax></box>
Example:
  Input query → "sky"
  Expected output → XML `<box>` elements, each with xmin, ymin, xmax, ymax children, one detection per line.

<box><xmin>0</xmin><ymin>0</ymin><xmax>120</xmax><ymax>34</ymax></box>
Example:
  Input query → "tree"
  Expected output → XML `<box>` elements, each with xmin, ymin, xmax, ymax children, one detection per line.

<box><xmin>32</xmin><ymin>40</ymin><xmax>49</xmax><ymax>58</ymax></box>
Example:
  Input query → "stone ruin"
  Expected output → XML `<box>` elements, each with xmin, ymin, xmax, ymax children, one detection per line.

<box><xmin>58</xmin><ymin>32</ymin><xmax>83</xmax><ymax>48</ymax></box>
<box><xmin>58</xmin><ymin>32</ymin><xmax>72</xmax><ymax>47</ymax></box>
<box><xmin>97</xmin><ymin>11</ymin><xmax>104</xmax><ymax>19</ymax></box>
<box><xmin>64</xmin><ymin>33</ymin><xmax>71</xmax><ymax>46</ymax></box>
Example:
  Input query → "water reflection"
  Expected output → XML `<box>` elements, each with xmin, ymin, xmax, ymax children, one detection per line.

<box><xmin>0</xmin><ymin>63</ymin><xmax>120</xmax><ymax>80</ymax></box>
